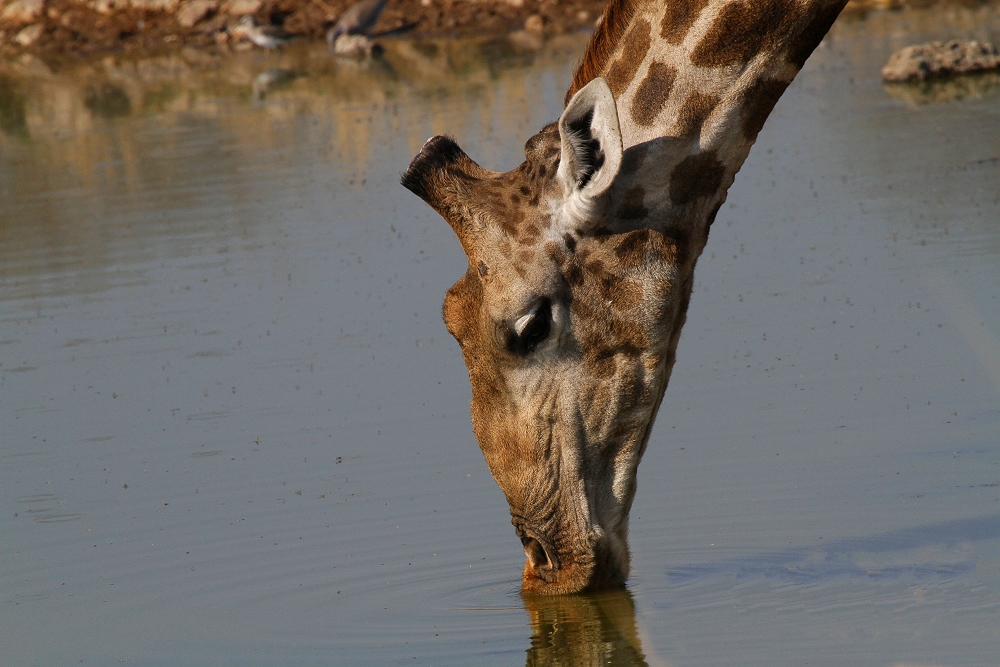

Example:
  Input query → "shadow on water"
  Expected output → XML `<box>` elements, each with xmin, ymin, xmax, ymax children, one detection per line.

<box><xmin>0</xmin><ymin>75</ymin><xmax>28</xmax><ymax>137</ymax></box>
<box><xmin>523</xmin><ymin>589</ymin><xmax>649</xmax><ymax>667</ymax></box>
<box><xmin>667</xmin><ymin>514</ymin><xmax>1000</xmax><ymax>583</ymax></box>
<box><xmin>83</xmin><ymin>82</ymin><xmax>133</xmax><ymax>118</ymax></box>
<box><xmin>884</xmin><ymin>71</ymin><xmax>1000</xmax><ymax>106</ymax></box>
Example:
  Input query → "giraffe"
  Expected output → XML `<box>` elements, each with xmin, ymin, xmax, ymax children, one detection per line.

<box><xmin>401</xmin><ymin>0</ymin><xmax>848</xmax><ymax>594</ymax></box>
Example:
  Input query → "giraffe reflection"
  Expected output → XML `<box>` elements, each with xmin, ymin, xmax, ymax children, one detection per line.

<box><xmin>524</xmin><ymin>590</ymin><xmax>651</xmax><ymax>667</ymax></box>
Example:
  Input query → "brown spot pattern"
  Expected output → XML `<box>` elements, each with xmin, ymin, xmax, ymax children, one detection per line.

<box><xmin>609</xmin><ymin>317</ymin><xmax>649</xmax><ymax>353</ymax></box>
<box><xmin>740</xmin><ymin>78</ymin><xmax>789</xmax><ymax>141</ymax></box>
<box><xmin>660</xmin><ymin>0</ymin><xmax>711</xmax><ymax>44</ymax></box>
<box><xmin>521</xmin><ymin>222</ymin><xmax>543</xmax><ymax>245</ymax></box>
<box><xmin>630</xmin><ymin>61</ymin><xmax>678</xmax><ymax>127</ymax></box>
<box><xmin>565</xmin><ymin>262</ymin><xmax>585</xmax><ymax>286</ymax></box>
<box><xmin>787</xmin><ymin>0</ymin><xmax>847</xmax><ymax>67</ymax></box>
<box><xmin>585</xmin><ymin>346</ymin><xmax>617</xmax><ymax>379</ymax></box>
<box><xmin>691</xmin><ymin>0</ymin><xmax>797</xmax><ymax>68</ymax></box>
<box><xmin>617</xmin><ymin>185</ymin><xmax>649</xmax><ymax>221</ymax></box>
<box><xmin>585</xmin><ymin>258</ymin><xmax>607</xmax><ymax>278</ymax></box>
<box><xmin>669</xmin><ymin>150</ymin><xmax>726</xmax><ymax>205</ymax></box>
<box><xmin>605</xmin><ymin>19</ymin><xmax>652</xmax><ymax>97</ymax></box>
<box><xmin>610</xmin><ymin>319</ymin><xmax>649</xmax><ymax>358</ymax></box>
<box><xmin>544</xmin><ymin>241</ymin><xmax>564</xmax><ymax>264</ymax></box>
<box><xmin>499</xmin><ymin>209</ymin><xmax>526</xmax><ymax>240</ymax></box>
<box><xmin>614</xmin><ymin>229</ymin><xmax>652</xmax><ymax>268</ymax></box>
<box><xmin>676</xmin><ymin>91</ymin><xmax>720</xmax><ymax>137</ymax></box>
<box><xmin>566</xmin><ymin>0</ymin><xmax>642</xmax><ymax>103</ymax></box>
<box><xmin>608</xmin><ymin>279</ymin><xmax>644</xmax><ymax>311</ymax></box>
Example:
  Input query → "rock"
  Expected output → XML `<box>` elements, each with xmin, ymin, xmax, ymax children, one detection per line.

<box><xmin>2</xmin><ymin>0</ymin><xmax>45</xmax><ymax>23</ymax></box>
<box><xmin>128</xmin><ymin>0</ymin><xmax>178</xmax><ymax>10</ymax></box>
<box><xmin>882</xmin><ymin>40</ymin><xmax>1000</xmax><ymax>82</ymax></box>
<box><xmin>523</xmin><ymin>14</ymin><xmax>543</xmax><ymax>33</ymax></box>
<box><xmin>221</xmin><ymin>0</ymin><xmax>260</xmax><ymax>15</ymax></box>
<box><xmin>176</xmin><ymin>0</ymin><xmax>217</xmax><ymax>27</ymax></box>
<box><xmin>13</xmin><ymin>22</ymin><xmax>42</xmax><ymax>45</ymax></box>
<box><xmin>332</xmin><ymin>33</ymin><xmax>381</xmax><ymax>57</ymax></box>
<box><xmin>92</xmin><ymin>0</ymin><xmax>118</xmax><ymax>14</ymax></box>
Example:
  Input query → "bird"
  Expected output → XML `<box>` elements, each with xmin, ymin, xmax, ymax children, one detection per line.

<box><xmin>235</xmin><ymin>15</ymin><xmax>299</xmax><ymax>49</ymax></box>
<box><xmin>326</xmin><ymin>0</ymin><xmax>390</xmax><ymax>46</ymax></box>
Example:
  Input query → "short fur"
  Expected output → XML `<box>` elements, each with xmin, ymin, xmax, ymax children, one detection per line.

<box><xmin>402</xmin><ymin>0</ymin><xmax>848</xmax><ymax>594</ymax></box>
<box><xmin>566</xmin><ymin>0</ymin><xmax>644</xmax><ymax>105</ymax></box>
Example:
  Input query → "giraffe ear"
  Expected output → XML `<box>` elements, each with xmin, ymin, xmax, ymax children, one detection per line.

<box><xmin>556</xmin><ymin>77</ymin><xmax>623</xmax><ymax>221</ymax></box>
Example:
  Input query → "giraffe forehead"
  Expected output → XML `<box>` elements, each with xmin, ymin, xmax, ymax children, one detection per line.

<box><xmin>470</xmin><ymin>169</ymin><xmax>562</xmax><ymax>249</ymax></box>
<box><xmin>477</xmin><ymin>237</ymin><xmax>565</xmax><ymax>307</ymax></box>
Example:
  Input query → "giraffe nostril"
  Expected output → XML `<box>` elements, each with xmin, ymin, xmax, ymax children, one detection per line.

<box><xmin>520</xmin><ymin>535</ymin><xmax>558</xmax><ymax>581</ymax></box>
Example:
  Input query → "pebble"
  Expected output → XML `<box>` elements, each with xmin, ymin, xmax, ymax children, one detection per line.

<box><xmin>2</xmin><ymin>0</ymin><xmax>44</xmax><ymax>23</ymax></box>
<box><xmin>14</xmin><ymin>21</ymin><xmax>42</xmax><ymax>45</ymax></box>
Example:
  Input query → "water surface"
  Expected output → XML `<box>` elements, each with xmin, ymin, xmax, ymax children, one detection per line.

<box><xmin>2</xmin><ymin>7</ymin><xmax>1000</xmax><ymax>666</ymax></box>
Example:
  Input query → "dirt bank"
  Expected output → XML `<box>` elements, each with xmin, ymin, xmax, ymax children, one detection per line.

<box><xmin>0</xmin><ymin>0</ymin><xmax>995</xmax><ymax>58</ymax></box>
<box><xmin>0</xmin><ymin>0</ymin><xmax>610</xmax><ymax>55</ymax></box>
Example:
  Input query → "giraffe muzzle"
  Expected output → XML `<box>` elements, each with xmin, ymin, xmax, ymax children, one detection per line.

<box><xmin>518</xmin><ymin>530</ymin><xmax>560</xmax><ymax>583</ymax></box>
<box><xmin>514</xmin><ymin>519</ymin><xmax>626</xmax><ymax>593</ymax></box>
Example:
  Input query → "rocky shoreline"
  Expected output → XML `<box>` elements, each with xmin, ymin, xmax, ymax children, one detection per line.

<box><xmin>1</xmin><ymin>0</ymin><xmax>993</xmax><ymax>58</ymax></box>
<box><xmin>0</xmin><ymin>0</ymin><xmax>611</xmax><ymax>55</ymax></box>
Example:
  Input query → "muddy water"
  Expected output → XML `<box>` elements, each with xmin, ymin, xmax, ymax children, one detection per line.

<box><xmin>2</xmin><ymin>6</ymin><xmax>1000</xmax><ymax>665</ymax></box>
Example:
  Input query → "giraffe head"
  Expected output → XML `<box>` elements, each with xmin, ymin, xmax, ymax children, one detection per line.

<box><xmin>403</xmin><ymin>79</ymin><xmax>682</xmax><ymax>593</ymax></box>
<box><xmin>401</xmin><ymin>0</ymin><xmax>847</xmax><ymax>593</ymax></box>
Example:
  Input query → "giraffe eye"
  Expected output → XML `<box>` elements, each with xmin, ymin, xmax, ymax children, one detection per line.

<box><xmin>511</xmin><ymin>299</ymin><xmax>552</xmax><ymax>355</ymax></box>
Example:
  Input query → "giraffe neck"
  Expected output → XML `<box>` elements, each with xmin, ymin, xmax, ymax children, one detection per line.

<box><xmin>573</xmin><ymin>0</ymin><xmax>846</xmax><ymax>147</ymax></box>
<box><xmin>568</xmin><ymin>0</ymin><xmax>846</xmax><ymax>241</ymax></box>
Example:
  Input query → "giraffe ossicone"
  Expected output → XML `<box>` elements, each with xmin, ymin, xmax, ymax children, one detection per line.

<box><xmin>402</xmin><ymin>0</ymin><xmax>848</xmax><ymax>594</ymax></box>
